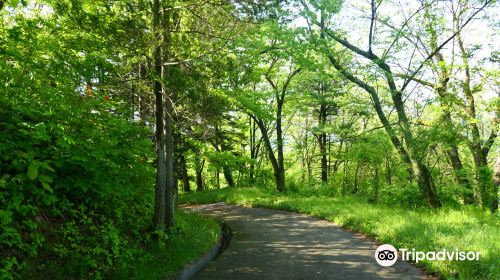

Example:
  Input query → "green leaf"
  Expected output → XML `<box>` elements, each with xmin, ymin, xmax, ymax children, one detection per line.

<box><xmin>8</xmin><ymin>0</ymin><xmax>21</xmax><ymax>8</ymax></box>
<box><xmin>27</xmin><ymin>162</ymin><xmax>38</xmax><ymax>180</ymax></box>
<box><xmin>0</xmin><ymin>210</ymin><xmax>13</xmax><ymax>225</ymax></box>
<box><xmin>40</xmin><ymin>161</ymin><xmax>55</xmax><ymax>172</ymax></box>
<box><xmin>41</xmin><ymin>182</ymin><xmax>53</xmax><ymax>193</ymax></box>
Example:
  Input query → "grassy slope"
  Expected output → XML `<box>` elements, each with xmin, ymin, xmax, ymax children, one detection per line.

<box><xmin>113</xmin><ymin>210</ymin><xmax>220</xmax><ymax>279</ymax></box>
<box><xmin>181</xmin><ymin>188</ymin><xmax>500</xmax><ymax>280</ymax></box>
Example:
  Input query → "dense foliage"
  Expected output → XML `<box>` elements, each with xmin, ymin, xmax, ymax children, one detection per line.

<box><xmin>0</xmin><ymin>81</ymin><xmax>156</xmax><ymax>278</ymax></box>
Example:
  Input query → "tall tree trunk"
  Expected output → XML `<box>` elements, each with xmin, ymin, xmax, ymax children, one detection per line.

<box><xmin>196</xmin><ymin>170</ymin><xmax>203</xmax><ymax>191</ymax></box>
<box><xmin>320</xmin><ymin>138</ymin><xmax>328</xmax><ymax>182</ymax></box>
<box><xmin>152</xmin><ymin>0</ymin><xmax>167</xmax><ymax>228</ymax></box>
<box><xmin>216</xmin><ymin>168</ymin><xmax>220</xmax><ymax>189</ymax></box>
<box><xmin>249</xmin><ymin>161</ymin><xmax>255</xmax><ymax>184</ymax></box>
<box><xmin>249</xmin><ymin>116</ymin><xmax>256</xmax><ymax>184</ymax></box>
<box><xmin>261</xmin><ymin>65</ymin><xmax>301</xmax><ymax>192</ymax></box>
<box><xmin>249</xmin><ymin>116</ymin><xmax>262</xmax><ymax>185</ymax></box>
<box><xmin>317</xmin><ymin>95</ymin><xmax>328</xmax><ymax>183</ymax></box>
<box><xmin>162</xmin><ymin>4</ymin><xmax>175</xmax><ymax>228</ymax></box>
<box><xmin>275</xmin><ymin>100</ymin><xmax>286</xmax><ymax>192</ymax></box>
<box><xmin>195</xmin><ymin>156</ymin><xmax>205</xmax><ymax>191</ymax></box>
<box><xmin>353</xmin><ymin>162</ymin><xmax>360</xmax><ymax>194</ymax></box>
<box><xmin>254</xmin><ymin>117</ymin><xmax>284</xmax><ymax>192</ymax></box>
<box><xmin>214</xmin><ymin>126</ymin><xmax>235</xmax><ymax>187</ymax></box>
<box><xmin>180</xmin><ymin>155</ymin><xmax>190</xmax><ymax>192</ymax></box>
<box><xmin>223</xmin><ymin>166</ymin><xmax>235</xmax><ymax>187</ymax></box>
<box><xmin>328</xmin><ymin>138</ymin><xmax>332</xmax><ymax>175</ymax></box>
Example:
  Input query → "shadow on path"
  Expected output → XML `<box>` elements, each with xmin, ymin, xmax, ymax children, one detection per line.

<box><xmin>183</xmin><ymin>203</ymin><xmax>427</xmax><ymax>280</ymax></box>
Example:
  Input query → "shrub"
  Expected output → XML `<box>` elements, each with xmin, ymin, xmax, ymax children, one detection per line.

<box><xmin>0</xmin><ymin>92</ymin><xmax>155</xmax><ymax>279</ymax></box>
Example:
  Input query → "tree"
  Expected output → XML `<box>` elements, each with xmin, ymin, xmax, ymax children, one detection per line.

<box><xmin>253</xmin><ymin>55</ymin><xmax>302</xmax><ymax>192</ymax></box>
<box><xmin>152</xmin><ymin>0</ymin><xmax>169</xmax><ymax>229</ymax></box>
<box><xmin>453</xmin><ymin>1</ymin><xmax>497</xmax><ymax>211</ymax></box>
<box><xmin>299</xmin><ymin>0</ymin><xmax>494</xmax><ymax>207</ymax></box>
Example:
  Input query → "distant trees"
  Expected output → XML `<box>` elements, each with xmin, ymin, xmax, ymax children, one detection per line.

<box><xmin>137</xmin><ymin>0</ymin><xmax>500</xmax><ymax>212</ymax></box>
<box><xmin>297</xmin><ymin>0</ymin><xmax>497</xmax><ymax>209</ymax></box>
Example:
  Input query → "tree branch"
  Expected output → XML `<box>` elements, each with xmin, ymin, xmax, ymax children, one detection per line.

<box><xmin>401</xmin><ymin>0</ymin><xmax>493</xmax><ymax>91</ymax></box>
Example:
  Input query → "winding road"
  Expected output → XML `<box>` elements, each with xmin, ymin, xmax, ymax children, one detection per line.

<box><xmin>183</xmin><ymin>203</ymin><xmax>427</xmax><ymax>280</ymax></box>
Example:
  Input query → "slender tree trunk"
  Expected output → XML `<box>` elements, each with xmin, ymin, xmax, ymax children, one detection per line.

<box><xmin>320</xmin><ymin>138</ymin><xmax>328</xmax><ymax>182</ymax></box>
<box><xmin>162</xmin><ymin>4</ymin><xmax>175</xmax><ymax>228</ymax></box>
<box><xmin>249</xmin><ymin>161</ymin><xmax>255</xmax><ymax>184</ymax></box>
<box><xmin>301</xmin><ymin>116</ymin><xmax>308</xmax><ymax>182</ymax></box>
<box><xmin>196</xmin><ymin>160</ymin><xmax>204</xmax><ymax>192</ymax></box>
<box><xmin>333</xmin><ymin>141</ymin><xmax>344</xmax><ymax>174</ymax></box>
<box><xmin>195</xmin><ymin>155</ymin><xmax>205</xmax><ymax>191</ymax></box>
<box><xmin>328</xmin><ymin>138</ymin><xmax>332</xmax><ymax>175</ymax></box>
<box><xmin>275</xmin><ymin>101</ymin><xmax>286</xmax><ymax>192</ymax></box>
<box><xmin>152</xmin><ymin>0</ymin><xmax>167</xmax><ymax>229</ymax></box>
<box><xmin>261</xmin><ymin>65</ymin><xmax>300</xmax><ymax>192</ymax></box>
<box><xmin>249</xmin><ymin>116</ymin><xmax>256</xmax><ymax>184</ymax></box>
<box><xmin>216</xmin><ymin>168</ymin><xmax>220</xmax><ymax>189</ymax></box>
<box><xmin>318</xmin><ymin>101</ymin><xmax>328</xmax><ymax>183</ymax></box>
<box><xmin>353</xmin><ymin>162</ymin><xmax>360</xmax><ymax>194</ymax></box>
<box><xmin>180</xmin><ymin>155</ymin><xmax>190</xmax><ymax>192</ymax></box>
<box><xmin>300</xmin><ymin>144</ymin><xmax>306</xmax><ymax>182</ymax></box>
<box><xmin>214</xmin><ymin>126</ymin><xmax>235</xmax><ymax>187</ymax></box>
<box><xmin>254</xmin><ymin>117</ymin><xmax>284</xmax><ymax>192</ymax></box>
<box><xmin>249</xmin><ymin>116</ymin><xmax>262</xmax><ymax>185</ymax></box>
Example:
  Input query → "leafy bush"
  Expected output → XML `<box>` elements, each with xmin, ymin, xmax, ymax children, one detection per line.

<box><xmin>379</xmin><ymin>184</ymin><xmax>427</xmax><ymax>209</ymax></box>
<box><xmin>0</xmin><ymin>92</ymin><xmax>155</xmax><ymax>279</ymax></box>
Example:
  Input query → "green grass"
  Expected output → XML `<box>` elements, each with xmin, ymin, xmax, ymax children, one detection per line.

<box><xmin>181</xmin><ymin>187</ymin><xmax>500</xmax><ymax>280</ymax></box>
<box><xmin>112</xmin><ymin>210</ymin><xmax>220</xmax><ymax>279</ymax></box>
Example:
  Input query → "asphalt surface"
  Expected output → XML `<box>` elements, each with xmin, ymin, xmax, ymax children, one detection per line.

<box><xmin>183</xmin><ymin>203</ymin><xmax>427</xmax><ymax>280</ymax></box>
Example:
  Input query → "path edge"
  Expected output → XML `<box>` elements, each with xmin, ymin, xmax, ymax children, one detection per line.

<box><xmin>167</xmin><ymin>222</ymin><xmax>232</xmax><ymax>280</ymax></box>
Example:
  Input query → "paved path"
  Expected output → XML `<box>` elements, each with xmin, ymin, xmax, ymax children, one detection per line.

<box><xmin>183</xmin><ymin>203</ymin><xmax>427</xmax><ymax>280</ymax></box>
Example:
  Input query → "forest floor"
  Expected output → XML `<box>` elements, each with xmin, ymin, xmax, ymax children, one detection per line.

<box><xmin>182</xmin><ymin>202</ymin><xmax>426</xmax><ymax>280</ymax></box>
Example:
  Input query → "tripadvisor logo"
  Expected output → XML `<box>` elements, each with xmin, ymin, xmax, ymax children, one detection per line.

<box><xmin>375</xmin><ymin>244</ymin><xmax>398</xmax><ymax>266</ymax></box>
<box><xmin>375</xmin><ymin>244</ymin><xmax>481</xmax><ymax>267</ymax></box>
